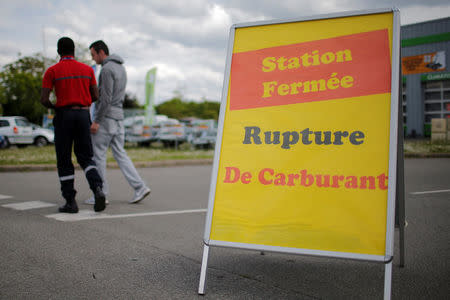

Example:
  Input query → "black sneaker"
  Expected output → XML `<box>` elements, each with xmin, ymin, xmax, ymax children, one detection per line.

<box><xmin>59</xmin><ymin>200</ymin><xmax>79</xmax><ymax>213</ymax></box>
<box><xmin>94</xmin><ymin>186</ymin><xmax>106</xmax><ymax>212</ymax></box>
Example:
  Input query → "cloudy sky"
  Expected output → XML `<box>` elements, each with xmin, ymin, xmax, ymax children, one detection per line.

<box><xmin>1</xmin><ymin>0</ymin><xmax>449</xmax><ymax>105</ymax></box>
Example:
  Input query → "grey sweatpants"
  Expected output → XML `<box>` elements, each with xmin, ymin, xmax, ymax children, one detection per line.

<box><xmin>92</xmin><ymin>118</ymin><xmax>146</xmax><ymax>195</ymax></box>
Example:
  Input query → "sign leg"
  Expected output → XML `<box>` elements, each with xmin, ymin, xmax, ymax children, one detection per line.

<box><xmin>399</xmin><ymin>220</ymin><xmax>405</xmax><ymax>267</ymax></box>
<box><xmin>384</xmin><ymin>261</ymin><xmax>393</xmax><ymax>300</ymax></box>
<box><xmin>397</xmin><ymin>64</ymin><xmax>406</xmax><ymax>268</ymax></box>
<box><xmin>396</xmin><ymin>138</ymin><xmax>406</xmax><ymax>268</ymax></box>
<box><xmin>198</xmin><ymin>244</ymin><xmax>210</xmax><ymax>295</ymax></box>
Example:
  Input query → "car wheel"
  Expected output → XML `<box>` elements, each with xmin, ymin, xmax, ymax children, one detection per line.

<box><xmin>138</xmin><ymin>141</ymin><xmax>150</xmax><ymax>147</ymax></box>
<box><xmin>34</xmin><ymin>136</ymin><xmax>48</xmax><ymax>147</ymax></box>
<box><xmin>0</xmin><ymin>137</ymin><xmax>9</xmax><ymax>149</ymax></box>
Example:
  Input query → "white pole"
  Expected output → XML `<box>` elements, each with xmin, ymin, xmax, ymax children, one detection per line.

<box><xmin>198</xmin><ymin>244</ymin><xmax>210</xmax><ymax>295</ymax></box>
<box><xmin>42</xmin><ymin>26</ymin><xmax>47</xmax><ymax>69</ymax></box>
<box><xmin>384</xmin><ymin>261</ymin><xmax>393</xmax><ymax>300</ymax></box>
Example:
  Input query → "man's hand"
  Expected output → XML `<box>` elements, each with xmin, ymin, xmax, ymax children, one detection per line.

<box><xmin>40</xmin><ymin>88</ymin><xmax>55</xmax><ymax>109</ymax></box>
<box><xmin>91</xmin><ymin>122</ymin><xmax>100</xmax><ymax>134</ymax></box>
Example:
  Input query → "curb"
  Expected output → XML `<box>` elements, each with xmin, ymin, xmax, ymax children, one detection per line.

<box><xmin>0</xmin><ymin>159</ymin><xmax>213</xmax><ymax>172</ymax></box>
<box><xmin>404</xmin><ymin>153</ymin><xmax>450</xmax><ymax>158</ymax></box>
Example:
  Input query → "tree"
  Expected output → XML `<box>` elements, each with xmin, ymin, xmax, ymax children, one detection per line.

<box><xmin>155</xmin><ymin>97</ymin><xmax>186</xmax><ymax>120</ymax></box>
<box><xmin>155</xmin><ymin>98</ymin><xmax>220</xmax><ymax>120</ymax></box>
<box><xmin>0</xmin><ymin>46</ymin><xmax>92</xmax><ymax>124</ymax></box>
<box><xmin>0</xmin><ymin>54</ymin><xmax>55</xmax><ymax>124</ymax></box>
<box><xmin>196</xmin><ymin>99</ymin><xmax>221</xmax><ymax>120</ymax></box>
<box><xmin>123</xmin><ymin>92</ymin><xmax>143</xmax><ymax>109</ymax></box>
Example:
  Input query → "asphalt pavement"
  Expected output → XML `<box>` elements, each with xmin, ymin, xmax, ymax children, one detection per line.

<box><xmin>0</xmin><ymin>159</ymin><xmax>449</xmax><ymax>299</ymax></box>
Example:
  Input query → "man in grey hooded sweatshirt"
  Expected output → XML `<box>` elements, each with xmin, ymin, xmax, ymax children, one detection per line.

<box><xmin>87</xmin><ymin>40</ymin><xmax>150</xmax><ymax>204</ymax></box>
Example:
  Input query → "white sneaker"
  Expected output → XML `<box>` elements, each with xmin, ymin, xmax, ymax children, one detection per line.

<box><xmin>130</xmin><ymin>186</ymin><xmax>151</xmax><ymax>204</ymax></box>
<box><xmin>84</xmin><ymin>196</ymin><xmax>109</xmax><ymax>205</ymax></box>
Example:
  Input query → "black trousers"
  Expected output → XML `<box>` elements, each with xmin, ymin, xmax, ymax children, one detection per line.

<box><xmin>54</xmin><ymin>108</ymin><xmax>102</xmax><ymax>201</ymax></box>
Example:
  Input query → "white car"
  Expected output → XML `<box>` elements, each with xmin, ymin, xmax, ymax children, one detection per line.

<box><xmin>156</xmin><ymin>121</ymin><xmax>187</xmax><ymax>148</ymax></box>
<box><xmin>0</xmin><ymin>116</ymin><xmax>54</xmax><ymax>148</ymax></box>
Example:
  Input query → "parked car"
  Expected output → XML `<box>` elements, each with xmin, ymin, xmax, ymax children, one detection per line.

<box><xmin>124</xmin><ymin>115</ymin><xmax>154</xmax><ymax>145</ymax></box>
<box><xmin>124</xmin><ymin>115</ymin><xmax>171</xmax><ymax>146</ymax></box>
<box><xmin>156</xmin><ymin>121</ymin><xmax>187</xmax><ymax>148</ymax></box>
<box><xmin>0</xmin><ymin>116</ymin><xmax>54</xmax><ymax>147</ymax></box>
<box><xmin>190</xmin><ymin>128</ymin><xmax>218</xmax><ymax>149</ymax></box>
<box><xmin>186</xmin><ymin>119</ymin><xmax>218</xmax><ymax>149</ymax></box>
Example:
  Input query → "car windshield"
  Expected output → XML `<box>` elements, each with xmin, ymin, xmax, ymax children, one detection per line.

<box><xmin>15</xmin><ymin>119</ymin><xmax>29</xmax><ymax>127</ymax></box>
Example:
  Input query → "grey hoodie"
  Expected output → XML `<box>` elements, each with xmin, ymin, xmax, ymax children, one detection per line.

<box><xmin>94</xmin><ymin>54</ymin><xmax>127</xmax><ymax>123</ymax></box>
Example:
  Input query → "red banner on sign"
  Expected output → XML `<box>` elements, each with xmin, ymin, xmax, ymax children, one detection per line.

<box><xmin>229</xmin><ymin>29</ymin><xmax>391</xmax><ymax>110</ymax></box>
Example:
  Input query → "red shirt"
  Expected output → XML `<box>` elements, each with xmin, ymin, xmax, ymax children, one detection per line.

<box><xmin>42</xmin><ymin>56</ymin><xmax>97</xmax><ymax>107</ymax></box>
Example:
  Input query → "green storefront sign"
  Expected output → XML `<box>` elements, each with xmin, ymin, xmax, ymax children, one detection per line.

<box><xmin>421</xmin><ymin>72</ymin><xmax>450</xmax><ymax>81</ymax></box>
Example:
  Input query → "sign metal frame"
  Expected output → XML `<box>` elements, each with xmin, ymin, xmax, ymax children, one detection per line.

<box><xmin>199</xmin><ymin>8</ymin><xmax>401</xmax><ymax>299</ymax></box>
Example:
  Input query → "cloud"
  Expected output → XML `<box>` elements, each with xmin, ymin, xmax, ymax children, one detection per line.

<box><xmin>54</xmin><ymin>8</ymin><xmax>94</xmax><ymax>34</ymax></box>
<box><xmin>399</xmin><ymin>4</ymin><xmax>450</xmax><ymax>24</ymax></box>
<box><xmin>0</xmin><ymin>42</ymin><xmax>20</xmax><ymax>66</ymax></box>
<box><xmin>1</xmin><ymin>0</ymin><xmax>449</xmax><ymax>105</ymax></box>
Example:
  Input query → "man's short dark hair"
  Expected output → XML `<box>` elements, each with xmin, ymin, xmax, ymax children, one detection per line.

<box><xmin>89</xmin><ymin>40</ymin><xmax>109</xmax><ymax>55</ymax></box>
<box><xmin>57</xmin><ymin>37</ymin><xmax>75</xmax><ymax>56</ymax></box>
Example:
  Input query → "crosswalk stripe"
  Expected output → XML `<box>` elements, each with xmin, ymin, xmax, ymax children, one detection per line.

<box><xmin>2</xmin><ymin>201</ymin><xmax>56</xmax><ymax>210</ymax></box>
<box><xmin>410</xmin><ymin>189</ymin><xmax>450</xmax><ymax>195</ymax></box>
<box><xmin>0</xmin><ymin>194</ymin><xmax>13</xmax><ymax>200</ymax></box>
<box><xmin>46</xmin><ymin>208</ymin><xmax>207</xmax><ymax>222</ymax></box>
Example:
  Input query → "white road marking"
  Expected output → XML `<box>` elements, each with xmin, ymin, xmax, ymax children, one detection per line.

<box><xmin>46</xmin><ymin>208</ymin><xmax>207</xmax><ymax>222</ymax></box>
<box><xmin>410</xmin><ymin>189</ymin><xmax>450</xmax><ymax>195</ymax></box>
<box><xmin>2</xmin><ymin>201</ymin><xmax>56</xmax><ymax>210</ymax></box>
<box><xmin>0</xmin><ymin>194</ymin><xmax>13</xmax><ymax>200</ymax></box>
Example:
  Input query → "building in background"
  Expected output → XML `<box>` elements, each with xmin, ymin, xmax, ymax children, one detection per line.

<box><xmin>401</xmin><ymin>17</ymin><xmax>450</xmax><ymax>137</ymax></box>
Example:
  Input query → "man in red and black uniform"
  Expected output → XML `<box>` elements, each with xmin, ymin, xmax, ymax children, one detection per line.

<box><xmin>40</xmin><ymin>37</ymin><xmax>106</xmax><ymax>213</ymax></box>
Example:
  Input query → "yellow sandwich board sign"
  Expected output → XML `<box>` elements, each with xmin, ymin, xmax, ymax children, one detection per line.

<box><xmin>199</xmin><ymin>8</ymin><xmax>400</xmax><ymax>299</ymax></box>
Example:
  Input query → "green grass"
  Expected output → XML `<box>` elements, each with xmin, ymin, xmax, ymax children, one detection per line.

<box><xmin>0</xmin><ymin>143</ymin><xmax>214</xmax><ymax>165</ymax></box>
<box><xmin>0</xmin><ymin>146</ymin><xmax>58</xmax><ymax>165</ymax></box>
<box><xmin>404</xmin><ymin>139</ymin><xmax>450</xmax><ymax>154</ymax></box>
<box><xmin>0</xmin><ymin>139</ymin><xmax>448</xmax><ymax>166</ymax></box>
